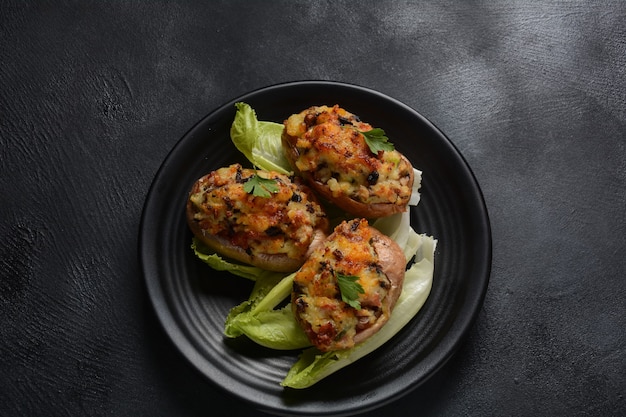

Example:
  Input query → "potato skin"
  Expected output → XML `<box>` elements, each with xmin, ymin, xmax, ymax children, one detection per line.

<box><xmin>282</xmin><ymin>105</ymin><xmax>414</xmax><ymax>218</ymax></box>
<box><xmin>291</xmin><ymin>218</ymin><xmax>406</xmax><ymax>351</ymax></box>
<box><xmin>186</xmin><ymin>164</ymin><xmax>329</xmax><ymax>272</ymax></box>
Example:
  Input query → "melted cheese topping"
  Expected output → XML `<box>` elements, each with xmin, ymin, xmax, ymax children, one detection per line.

<box><xmin>292</xmin><ymin>218</ymin><xmax>392</xmax><ymax>351</ymax></box>
<box><xmin>284</xmin><ymin>105</ymin><xmax>413</xmax><ymax>206</ymax></box>
<box><xmin>188</xmin><ymin>164</ymin><xmax>327</xmax><ymax>260</ymax></box>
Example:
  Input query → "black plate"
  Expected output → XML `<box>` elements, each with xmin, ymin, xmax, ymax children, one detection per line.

<box><xmin>139</xmin><ymin>81</ymin><xmax>491</xmax><ymax>416</ymax></box>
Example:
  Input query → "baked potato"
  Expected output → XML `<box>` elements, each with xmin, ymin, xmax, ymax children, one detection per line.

<box><xmin>291</xmin><ymin>218</ymin><xmax>406</xmax><ymax>351</ymax></box>
<box><xmin>282</xmin><ymin>105</ymin><xmax>414</xmax><ymax>218</ymax></box>
<box><xmin>186</xmin><ymin>164</ymin><xmax>329</xmax><ymax>272</ymax></box>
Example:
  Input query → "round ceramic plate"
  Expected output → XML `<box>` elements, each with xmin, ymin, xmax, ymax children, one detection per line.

<box><xmin>139</xmin><ymin>81</ymin><xmax>491</xmax><ymax>416</ymax></box>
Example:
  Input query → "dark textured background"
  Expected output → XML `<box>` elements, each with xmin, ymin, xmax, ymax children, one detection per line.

<box><xmin>1</xmin><ymin>1</ymin><xmax>624</xmax><ymax>416</ymax></box>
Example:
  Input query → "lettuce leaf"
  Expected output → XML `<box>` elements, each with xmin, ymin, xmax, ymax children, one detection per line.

<box><xmin>191</xmin><ymin>238</ymin><xmax>277</xmax><ymax>281</ymax></box>
<box><xmin>281</xmin><ymin>233</ymin><xmax>436</xmax><ymax>388</ymax></box>
<box><xmin>223</xmin><ymin>272</ymin><xmax>311</xmax><ymax>350</ymax></box>
<box><xmin>230</xmin><ymin>102</ymin><xmax>291</xmax><ymax>174</ymax></box>
<box><xmin>223</xmin><ymin>272</ymin><xmax>310</xmax><ymax>349</ymax></box>
<box><xmin>409</xmin><ymin>168</ymin><xmax>422</xmax><ymax>206</ymax></box>
<box><xmin>191</xmin><ymin>238</ymin><xmax>309</xmax><ymax>349</ymax></box>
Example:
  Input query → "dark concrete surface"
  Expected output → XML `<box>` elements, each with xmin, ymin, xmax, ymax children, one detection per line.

<box><xmin>1</xmin><ymin>1</ymin><xmax>624</xmax><ymax>416</ymax></box>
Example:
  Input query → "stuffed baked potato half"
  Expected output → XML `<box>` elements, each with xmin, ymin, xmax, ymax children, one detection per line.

<box><xmin>282</xmin><ymin>105</ymin><xmax>414</xmax><ymax>218</ymax></box>
<box><xmin>186</xmin><ymin>164</ymin><xmax>329</xmax><ymax>272</ymax></box>
<box><xmin>292</xmin><ymin>218</ymin><xmax>406</xmax><ymax>351</ymax></box>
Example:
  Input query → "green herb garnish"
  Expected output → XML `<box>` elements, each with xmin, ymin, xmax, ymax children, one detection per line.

<box><xmin>336</xmin><ymin>273</ymin><xmax>365</xmax><ymax>309</ymax></box>
<box><xmin>361</xmin><ymin>128</ymin><xmax>395</xmax><ymax>154</ymax></box>
<box><xmin>243</xmin><ymin>173</ymin><xmax>279</xmax><ymax>198</ymax></box>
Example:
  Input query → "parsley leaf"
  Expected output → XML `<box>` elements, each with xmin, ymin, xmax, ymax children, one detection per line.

<box><xmin>243</xmin><ymin>173</ymin><xmax>279</xmax><ymax>198</ymax></box>
<box><xmin>361</xmin><ymin>128</ymin><xmax>395</xmax><ymax>154</ymax></box>
<box><xmin>336</xmin><ymin>273</ymin><xmax>365</xmax><ymax>309</ymax></box>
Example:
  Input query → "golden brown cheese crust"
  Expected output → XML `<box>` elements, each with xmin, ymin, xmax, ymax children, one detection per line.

<box><xmin>186</xmin><ymin>164</ymin><xmax>329</xmax><ymax>272</ymax></box>
<box><xmin>292</xmin><ymin>218</ymin><xmax>405</xmax><ymax>351</ymax></box>
<box><xmin>282</xmin><ymin>105</ymin><xmax>414</xmax><ymax>218</ymax></box>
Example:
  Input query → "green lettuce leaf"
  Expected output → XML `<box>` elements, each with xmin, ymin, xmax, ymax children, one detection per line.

<box><xmin>225</xmin><ymin>304</ymin><xmax>311</xmax><ymax>350</ymax></box>
<box><xmin>191</xmin><ymin>238</ymin><xmax>277</xmax><ymax>281</ymax></box>
<box><xmin>230</xmin><ymin>102</ymin><xmax>291</xmax><ymax>174</ymax></box>
<box><xmin>224</xmin><ymin>272</ymin><xmax>311</xmax><ymax>350</ymax></box>
<box><xmin>191</xmin><ymin>238</ymin><xmax>309</xmax><ymax>349</ymax></box>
